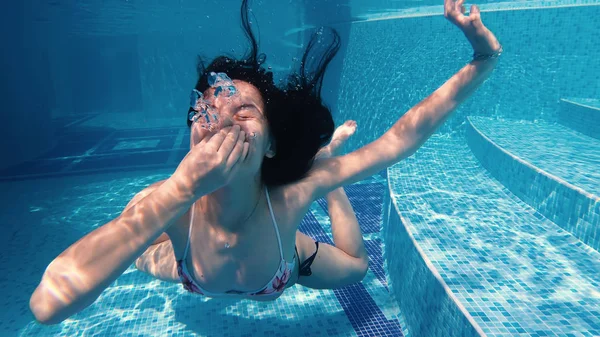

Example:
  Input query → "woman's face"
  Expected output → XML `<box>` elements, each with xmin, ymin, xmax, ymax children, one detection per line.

<box><xmin>190</xmin><ymin>80</ymin><xmax>274</xmax><ymax>176</ymax></box>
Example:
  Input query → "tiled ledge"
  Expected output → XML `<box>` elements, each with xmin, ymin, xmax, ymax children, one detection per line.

<box><xmin>384</xmin><ymin>134</ymin><xmax>600</xmax><ymax>336</ymax></box>
<box><xmin>466</xmin><ymin>116</ymin><xmax>600</xmax><ymax>252</ymax></box>
<box><xmin>383</xmin><ymin>183</ymin><xmax>484</xmax><ymax>337</ymax></box>
<box><xmin>353</xmin><ymin>0</ymin><xmax>600</xmax><ymax>22</ymax></box>
<box><xmin>559</xmin><ymin>98</ymin><xmax>600</xmax><ymax>140</ymax></box>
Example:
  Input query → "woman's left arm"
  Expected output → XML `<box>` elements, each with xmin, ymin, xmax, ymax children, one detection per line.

<box><xmin>304</xmin><ymin>0</ymin><xmax>501</xmax><ymax>199</ymax></box>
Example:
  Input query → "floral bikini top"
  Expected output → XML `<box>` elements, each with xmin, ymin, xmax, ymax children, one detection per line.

<box><xmin>176</xmin><ymin>187</ymin><xmax>296</xmax><ymax>297</ymax></box>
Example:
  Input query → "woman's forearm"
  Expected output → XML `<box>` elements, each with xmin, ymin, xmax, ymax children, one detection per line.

<box><xmin>29</xmin><ymin>178</ymin><xmax>193</xmax><ymax>324</ymax></box>
<box><xmin>389</xmin><ymin>58</ymin><xmax>499</xmax><ymax>159</ymax></box>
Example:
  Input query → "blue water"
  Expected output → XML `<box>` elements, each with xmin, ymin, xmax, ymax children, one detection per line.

<box><xmin>1</xmin><ymin>0</ymin><xmax>599</xmax><ymax>336</ymax></box>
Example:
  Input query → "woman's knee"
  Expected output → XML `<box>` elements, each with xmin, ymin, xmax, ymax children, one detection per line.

<box><xmin>354</xmin><ymin>257</ymin><xmax>369</xmax><ymax>282</ymax></box>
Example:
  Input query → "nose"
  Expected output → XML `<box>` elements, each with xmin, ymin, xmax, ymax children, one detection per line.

<box><xmin>218</xmin><ymin>114</ymin><xmax>235</xmax><ymax>129</ymax></box>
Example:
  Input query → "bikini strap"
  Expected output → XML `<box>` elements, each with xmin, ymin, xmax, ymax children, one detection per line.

<box><xmin>182</xmin><ymin>204</ymin><xmax>195</xmax><ymax>260</ymax></box>
<box><xmin>265</xmin><ymin>187</ymin><xmax>285</xmax><ymax>260</ymax></box>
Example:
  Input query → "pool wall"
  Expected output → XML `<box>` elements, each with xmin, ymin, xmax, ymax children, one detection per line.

<box><xmin>558</xmin><ymin>98</ymin><xmax>600</xmax><ymax>140</ymax></box>
<box><xmin>383</xmin><ymin>180</ymin><xmax>485</xmax><ymax>337</ymax></box>
<box><xmin>0</xmin><ymin>2</ymin><xmax>57</xmax><ymax>170</ymax></box>
<box><xmin>337</xmin><ymin>2</ymin><xmax>600</xmax><ymax>335</ymax></box>
<box><xmin>466</xmin><ymin>117</ymin><xmax>600</xmax><ymax>252</ymax></box>
<box><xmin>334</xmin><ymin>3</ymin><xmax>600</xmax><ymax>152</ymax></box>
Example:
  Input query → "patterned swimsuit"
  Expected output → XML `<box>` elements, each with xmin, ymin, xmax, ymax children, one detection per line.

<box><xmin>176</xmin><ymin>187</ymin><xmax>296</xmax><ymax>297</ymax></box>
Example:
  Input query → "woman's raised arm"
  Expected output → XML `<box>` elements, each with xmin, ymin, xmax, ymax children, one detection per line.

<box><xmin>304</xmin><ymin>0</ymin><xmax>502</xmax><ymax>199</ymax></box>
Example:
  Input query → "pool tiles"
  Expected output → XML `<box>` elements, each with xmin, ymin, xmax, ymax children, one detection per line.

<box><xmin>386</xmin><ymin>134</ymin><xmax>600</xmax><ymax>336</ymax></box>
<box><xmin>299</xmin><ymin>209</ymin><xmax>403</xmax><ymax>337</ymax></box>
<box><xmin>468</xmin><ymin>117</ymin><xmax>599</xmax><ymax>196</ymax></box>
<box><xmin>467</xmin><ymin>117</ymin><xmax>600</xmax><ymax>252</ymax></box>
<box><xmin>559</xmin><ymin>98</ymin><xmax>600</xmax><ymax>140</ymax></box>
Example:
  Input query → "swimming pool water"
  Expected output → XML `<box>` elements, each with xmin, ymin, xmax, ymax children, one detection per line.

<box><xmin>1</xmin><ymin>0</ymin><xmax>599</xmax><ymax>336</ymax></box>
<box><xmin>0</xmin><ymin>166</ymin><xmax>402</xmax><ymax>336</ymax></box>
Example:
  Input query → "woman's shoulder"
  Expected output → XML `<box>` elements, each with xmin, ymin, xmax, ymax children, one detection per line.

<box><xmin>269</xmin><ymin>183</ymin><xmax>315</xmax><ymax>232</ymax></box>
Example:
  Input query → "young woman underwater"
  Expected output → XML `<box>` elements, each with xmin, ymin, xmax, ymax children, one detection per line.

<box><xmin>30</xmin><ymin>0</ymin><xmax>502</xmax><ymax>324</ymax></box>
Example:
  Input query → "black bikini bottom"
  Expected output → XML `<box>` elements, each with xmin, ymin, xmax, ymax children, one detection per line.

<box><xmin>295</xmin><ymin>241</ymin><xmax>320</xmax><ymax>277</ymax></box>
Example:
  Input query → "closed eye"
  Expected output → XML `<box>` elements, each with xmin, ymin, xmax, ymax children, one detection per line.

<box><xmin>236</xmin><ymin>104</ymin><xmax>259</xmax><ymax>119</ymax></box>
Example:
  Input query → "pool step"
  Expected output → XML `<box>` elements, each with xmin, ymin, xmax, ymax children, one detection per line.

<box><xmin>466</xmin><ymin>116</ymin><xmax>600</xmax><ymax>252</ymax></box>
<box><xmin>559</xmin><ymin>98</ymin><xmax>600</xmax><ymax>140</ymax></box>
<box><xmin>384</xmin><ymin>135</ymin><xmax>600</xmax><ymax>337</ymax></box>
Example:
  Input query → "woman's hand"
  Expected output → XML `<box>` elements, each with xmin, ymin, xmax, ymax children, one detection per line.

<box><xmin>171</xmin><ymin>125</ymin><xmax>249</xmax><ymax>199</ymax></box>
<box><xmin>444</xmin><ymin>0</ymin><xmax>501</xmax><ymax>56</ymax></box>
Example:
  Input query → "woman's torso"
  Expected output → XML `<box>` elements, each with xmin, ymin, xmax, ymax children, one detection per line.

<box><xmin>163</xmin><ymin>181</ymin><xmax>306</xmax><ymax>300</ymax></box>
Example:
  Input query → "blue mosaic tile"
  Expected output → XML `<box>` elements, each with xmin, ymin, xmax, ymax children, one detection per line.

<box><xmin>364</xmin><ymin>239</ymin><xmax>387</xmax><ymax>290</ymax></box>
<box><xmin>559</xmin><ymin>98</ymin><xmax>600</xmax><ymax>140</ymax></box>
<box><xmin>298</xmin><ymin>213</ymin><xmax>338</xmax><ymax>244</ymax></box>
<box><xmin>385</xmin><ymin>135</ymin><xmax>600</xmax><ymax>336</ymax></box>
<box><xmin>336</xmin><ymin>4</ymin><xmax>600</xmax><ymax>153</ymax></box>
<box><xmin>299</xmin><ymin>211</ymin><xmax>403</xmax><ymax>336</ymax></box>
<box><xmin>379</xmin><ymin>169</ymin><xmax>388</xmax><ymax>180</ymax></box>
<box><xmin>334</xmin><ymin>284</ymin><xmax>403</xmax><ymax>337</ymax></box>
<box><xmin>467</xmin><ymin>117</ymin><xmax>600</xmax><ymax>252</ymax></box>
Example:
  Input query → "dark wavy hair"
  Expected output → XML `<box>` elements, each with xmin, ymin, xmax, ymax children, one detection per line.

<box><xmin>188</xmin><ymin>0</ymin><xmax>341</xmax><ymax>187</ymax></box>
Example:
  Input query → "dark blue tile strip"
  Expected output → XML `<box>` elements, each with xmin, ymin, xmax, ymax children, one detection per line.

<box><xmin>299</xmin><ymin>211</ymin><xmax>403</xmax><ymax>336</ymax></box>
<box><xmin>316</xmin><ymin>183</ymin><xmax>384</xmax><ymax>234</ymax></box>
<box><xmin>364</xmin><ymin>239</ymin><xmax>387</xmax><ymax>290</ymax></box>
<box><xmin>334</xmin><ymin>285</ymin><xmax>403</xmax><ymax>337</ymax></box>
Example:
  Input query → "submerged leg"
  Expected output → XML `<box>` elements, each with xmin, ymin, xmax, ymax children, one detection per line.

<box><xmin>319</xmin><ymin>120</ymin><xmax>366</xmax><ymax>261</ymax></box>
